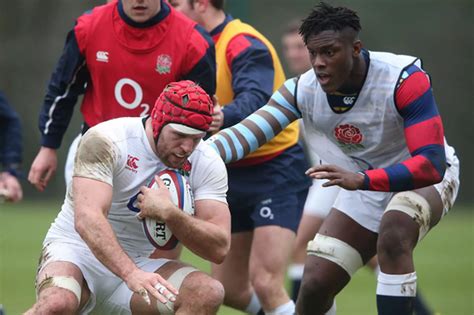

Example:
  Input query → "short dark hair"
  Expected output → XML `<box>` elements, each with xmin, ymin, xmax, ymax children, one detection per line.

<box><xmin>299</xmin><ymin>2</ymin><xmax>361</xmax><ymax>44</ymax></box>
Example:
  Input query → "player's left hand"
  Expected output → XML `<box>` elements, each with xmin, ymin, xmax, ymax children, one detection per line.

<box><xmin>124</xmin><ymin>268</ymin><xmax>178</xmax><ymax>305</ymax></box>
<box><xmin>0</xmin><ymin>172</ymin><xmax>23</xmax><ymax>202</ymax></box>
<box><xmin>136</xmin><ymin>176</ymin><xmax>176</xmax><ymax>221</ymax></box>
<box><xmin>208</xmin><ymin>97</ymin><xmax>224</xmax><ymax>132</ymax></box>
<box><xmin>306</xmin><ymin>164</ymin><xmax>365</xmax><ymax>190</ymax></box>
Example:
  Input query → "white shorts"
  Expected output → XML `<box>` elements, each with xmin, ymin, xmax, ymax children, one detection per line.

<box><xmin>334</xmin><ymin>160</ymin><xmax>460</xmax><ymax>233</ymax></box>
<box><xmin>303</xmin><ymin>178</ymin><xmax>341</xmax><ymax>218</ymax></box>
<box><xmin>37</xmin><ymin>239</ymin><xmax>167</xmax><ymax>314</ymax></box>
<box><xmin>434</xmin><ymin>153</ymin><xmax>460</xmax><ymax>215</ymax></box>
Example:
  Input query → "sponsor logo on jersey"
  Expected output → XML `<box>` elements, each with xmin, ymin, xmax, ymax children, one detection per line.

<box><xmin>96</xmin><ymin>51</ymin><xmax>109</xmax><ymax>63</ymax></box>
<box><xmin>328</xmin><ymin>93</ymin><xmax>357</xmax><ymax>113</ymax></box>
<box><xmin>334</xmin><ymin>124</ymin><xmax>365</xmax><ymax>151</ymax></box>
<box><xmin>343</xmin><ymin>96</ymin><xmax>356</xmax><ymax>105</ymax></box>
<box><xmin>126</xmin><ymin>154</ymin><xmax>139</xmax><ymax>173</ymax></box>
<box><xmin>156</xmin><ymin>54</ymin><xmax>172</xmax><ymax>74</ymax></box>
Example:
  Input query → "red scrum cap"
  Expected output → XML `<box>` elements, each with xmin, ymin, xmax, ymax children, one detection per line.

<box><xmin>151</xmin><ymin>80</ymin><xmax>213</xmax><ymax>139</ymax></box>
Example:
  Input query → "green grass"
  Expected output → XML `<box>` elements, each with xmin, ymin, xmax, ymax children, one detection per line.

<box><xmin>1</xmin><ymin>201</ymin><xmax>473</xmax><ymax>314</ymax></box>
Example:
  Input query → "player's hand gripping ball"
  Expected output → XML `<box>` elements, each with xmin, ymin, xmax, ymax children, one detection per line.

<box><xmin>143</xmin><ymin>169</ymin><xmax>195</xmax><ymax>250</ymax></box>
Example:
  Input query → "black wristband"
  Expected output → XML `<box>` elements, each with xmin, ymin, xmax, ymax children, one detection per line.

<box><xmin>357</xmin><ymin>171</ymin><xmax>369</xmax><ymax>190</ymax></box>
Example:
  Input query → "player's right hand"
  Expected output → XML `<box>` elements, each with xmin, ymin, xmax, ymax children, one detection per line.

<box><xmin>208</xmin><ymin>96</ymin><xmax>224</xmax><ymax>132</ymax></box>
<box><xmin>124</xmin><ymin>268</ymin><xmax>178</xmax><ymax>305</ymax></box>
<box><xmin>137</xmin><ymin>176</ymin><xmax>177</xmax><ymax>221</ymax></box>
<box><xmin>28</xmin><ymin>147</ymin><xmax>57</xmax><ymax>192</ymax></box>
<box><xmin>305</xmin><ymin>164</ymin><xmax>365</xmax><ymax>190</ymax></box>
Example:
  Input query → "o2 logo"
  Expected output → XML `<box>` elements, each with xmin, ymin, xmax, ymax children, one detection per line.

<box><xmin>114</xmin><ymin>78</ymin><xmax>150</xmax><ymax>116</ymax></box>
<box><xmin>259</xmin><ymin>206</ymin><xmax>274</xmax><ymax>220</ymax></box>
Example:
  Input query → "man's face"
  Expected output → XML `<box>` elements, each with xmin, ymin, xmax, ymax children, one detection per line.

<box><xmin>282</xmin><ymin>32</ymin><xmax>312</xmax><ymax>75</ymax></box>
<box><xmin>121</xmin><ymin>0</ymin><xmax>161</xmax><ymax>23</ymax></box>
<box><xmin>156</xmin><ymin>125</ymin><xmax>204</xmax><ymax>169</ymax></box>
<box><xmin>168</xmin><ymin>0</ymin><xmax>200</xmax><ymax>22</ymax></box>
<box><xmin>306</xmin><ymin>29</ymin><xmax>358</xmax><ymax>94</ymax></box>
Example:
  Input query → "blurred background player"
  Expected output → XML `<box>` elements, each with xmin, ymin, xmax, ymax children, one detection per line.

<box><xmin>0</xmin><ymin>91</ymin><xmax>23</xmax><ymax>203</ymax></box>
<box><xmin>281</xmin><ymin>18</ymin><xmax>322</xmax><ymax>300</ymax></box>
<box><xmin>170</xmin><ymin>1</ymin><xmax>310</xmax><ymax>314</ymax></box>
<box><xmin>281</xmin><ymin>17</ymin><xmax>340</xmax><ymax>304</ymax></box>
<box><xmin>26</xmin><ymin>81</ymin><xmax>230</xmax><ymax>314</ymax></box>
<box><xmin>28</xmin><ymin>0</ymin><xmax>216</xmax><ymax>192</ymax></box>
<box><xmin>281</xmin><ymin>19</ymin><xmax>312</xmax><ymax>77</ymax></box>
<box><xmin>207</xmin><ymin>3</ymin><xmax>459</xmax><ymax>314</ymax></box>
<box><xmin>281</xmin><ymin>17</ymin><xmax>437</xmax><ymax>315</ymax></box>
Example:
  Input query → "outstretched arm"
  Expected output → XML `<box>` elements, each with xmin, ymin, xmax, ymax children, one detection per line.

<box><xmin>207</xmin><ymin>78</ymin><xmax>301</xmax><ymax>162</ymax></box>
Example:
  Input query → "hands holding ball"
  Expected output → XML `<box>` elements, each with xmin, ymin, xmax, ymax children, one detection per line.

<box><xmin>137</xmin><ymin>169</ymin><xmax>195</xmax><ymax>250</ymax></box>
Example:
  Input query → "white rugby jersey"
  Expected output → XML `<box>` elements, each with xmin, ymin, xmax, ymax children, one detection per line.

<box><xmin>296</xmin><ymin>51</ymin><xmax>455</xmax><ymax>171</ymax></box>
<box><xmin>45</xmin><ymin>117</ymin><xmax>228</xmax><ymax>256</ymax></box>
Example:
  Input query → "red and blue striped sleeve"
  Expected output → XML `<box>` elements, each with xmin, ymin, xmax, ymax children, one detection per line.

<box><xmin>221</xmin><ymin>34</ymin><xmax>275</xmax><ymax>128</ymax></box>
<box><xmin>362</xmin><ymin>65</ymin><xmax>446</xmax><ymax>191</ymax></box>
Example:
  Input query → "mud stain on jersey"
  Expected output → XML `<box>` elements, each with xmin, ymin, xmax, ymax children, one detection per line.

<box><xmin>74</xmin><ymin>129</ymin><xmax>117</xmax><ymax>185</ymax></box>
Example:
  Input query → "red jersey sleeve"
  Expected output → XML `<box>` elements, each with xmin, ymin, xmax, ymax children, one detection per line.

<box><xmin>362</xmin><ymin>65</ymin><xmax>446</xmax><ymax>191</ymax></box>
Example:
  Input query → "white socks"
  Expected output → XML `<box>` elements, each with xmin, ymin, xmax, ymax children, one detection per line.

<box><xmin>377</xmin><ymin>271</ymin><xmax>417</xmax><ymax>297</ymax></box>
<box><xmin>245</xmin><ymin>292</ymin><xmax>262</xmax><ymax>315</ymax></box>
<box><xmin>265</xmin><ymin>300</ymin><xmax>295</xmax><ymax>315</ymax></box>
<box><xmin>324</xmin><ymin>301</ymin><xmax>337</xmax><ymax>315</ymax></box>
<box><xmin>288</xmin><ymin>264</ymin><xmax>305</xmax><ymax>280</ymax></box>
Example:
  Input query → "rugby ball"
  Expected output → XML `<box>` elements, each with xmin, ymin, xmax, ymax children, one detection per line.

<box><xmin>143</xmin><ymin>169</ymin><xmax>195</xmax><ymax>250</ymax></box>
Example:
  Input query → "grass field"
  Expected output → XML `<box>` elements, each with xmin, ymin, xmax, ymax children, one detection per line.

<box><xmin>0</xmin><ymin>201</ymin><xmax>472</xmax><ymax>315</ymax></box>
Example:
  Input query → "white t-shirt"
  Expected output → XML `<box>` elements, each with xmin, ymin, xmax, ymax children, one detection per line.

<box><xmin>45</xmin><ymin>117</ymin><xmax>228</xmax><ymax>257</ymax></box>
